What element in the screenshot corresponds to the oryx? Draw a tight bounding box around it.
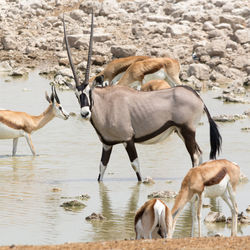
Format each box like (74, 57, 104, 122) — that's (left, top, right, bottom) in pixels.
(63, 12, 222, 182)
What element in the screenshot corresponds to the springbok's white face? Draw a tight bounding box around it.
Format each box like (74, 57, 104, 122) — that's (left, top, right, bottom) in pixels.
(75, 84, 92, 120)
(52, 102, 69, 120)
(46, 88, 69, 120)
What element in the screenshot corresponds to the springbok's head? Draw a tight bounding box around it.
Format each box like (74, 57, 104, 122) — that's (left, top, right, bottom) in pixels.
(63, 11, 94, 120)
(45, 85, 69, 120)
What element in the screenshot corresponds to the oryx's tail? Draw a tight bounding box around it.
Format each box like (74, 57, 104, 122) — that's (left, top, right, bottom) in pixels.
(204, 105, 222, 159)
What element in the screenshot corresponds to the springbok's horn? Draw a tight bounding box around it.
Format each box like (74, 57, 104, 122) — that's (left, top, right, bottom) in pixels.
(53, 85, 60, 104)
(62, 14, 80, 87)
(84, 9, 94, 86)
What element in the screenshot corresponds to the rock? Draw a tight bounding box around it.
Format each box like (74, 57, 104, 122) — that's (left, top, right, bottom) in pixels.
(246, 205, 250, 212)
(0, 61, 12, 72)
(69, 9, 85, 21)
(2, 35, 18, 50)
(51, 187, 61, 192)
(148, 190, 177, 199)
(227, 212, 250, 224)
(142, 176, 155, 185)
(206, 39, 226, 57)
(203, 21, 215, 31)
(233, 29, 250, 44)
(60, 200, 86, 211)
(241, 128, 250, 132)
(93, 33, 112, 43)
(85, 213, 106, 221)
(188, 64, 211, 81)
(166, 24, 191, 38)
(110, 45, 137, 58)
(9, 67, 29, 77)
(212, 114, 247, 122)
(204, 211, 226, 223)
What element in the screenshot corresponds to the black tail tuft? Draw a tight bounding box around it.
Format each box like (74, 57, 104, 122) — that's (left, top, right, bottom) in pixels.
(204, 106, 222, 159)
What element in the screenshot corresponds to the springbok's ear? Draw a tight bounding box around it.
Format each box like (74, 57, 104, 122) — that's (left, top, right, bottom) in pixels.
(92, 75, 104, 88)
(45, 91, 51, 103)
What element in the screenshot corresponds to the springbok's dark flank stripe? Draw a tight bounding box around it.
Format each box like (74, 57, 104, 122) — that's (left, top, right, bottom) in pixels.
(204, 167, 227, 186)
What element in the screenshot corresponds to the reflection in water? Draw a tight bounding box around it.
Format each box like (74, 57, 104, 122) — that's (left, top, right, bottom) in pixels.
(89, 183, 141, 241)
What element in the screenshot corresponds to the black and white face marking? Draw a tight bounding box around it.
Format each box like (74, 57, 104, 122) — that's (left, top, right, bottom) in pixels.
(75, 84, 92, 120)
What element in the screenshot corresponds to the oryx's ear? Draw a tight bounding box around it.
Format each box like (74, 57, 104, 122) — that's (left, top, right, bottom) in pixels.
(65, 81, 76, 91)
(45, 91, 52, 103)
(92, 75, 104, 88)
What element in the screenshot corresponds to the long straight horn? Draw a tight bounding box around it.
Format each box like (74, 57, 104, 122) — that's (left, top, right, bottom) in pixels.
(53, 85, 60, 104)
(62, 14, 80, 87)
(84, 9, 94, 86)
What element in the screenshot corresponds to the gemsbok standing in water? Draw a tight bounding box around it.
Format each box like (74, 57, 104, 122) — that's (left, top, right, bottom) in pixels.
(63, 12, 222, 182)
(0, 86, 69, 156)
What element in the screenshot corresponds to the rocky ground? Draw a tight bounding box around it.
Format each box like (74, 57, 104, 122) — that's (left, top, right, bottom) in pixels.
(1, 236, 250, 250)
(0, 0, 249, 89)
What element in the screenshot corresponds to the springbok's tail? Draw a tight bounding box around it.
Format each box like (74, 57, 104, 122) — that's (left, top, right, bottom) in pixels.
(204, 105, 222, 159)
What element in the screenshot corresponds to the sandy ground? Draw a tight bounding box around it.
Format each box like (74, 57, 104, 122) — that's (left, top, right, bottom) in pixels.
(1, 236, 250, 250)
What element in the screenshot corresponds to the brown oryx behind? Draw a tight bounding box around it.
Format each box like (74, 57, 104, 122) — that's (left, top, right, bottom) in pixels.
(63, 11, 222, 182)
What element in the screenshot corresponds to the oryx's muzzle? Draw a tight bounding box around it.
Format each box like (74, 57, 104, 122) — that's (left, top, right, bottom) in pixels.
(80, 106, 91, 120)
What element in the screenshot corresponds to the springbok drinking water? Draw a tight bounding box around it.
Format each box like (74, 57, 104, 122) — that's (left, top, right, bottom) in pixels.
(89, 55, 150, 86)
(171, 159, 240, 237)
(134, 198, 173, 239)
(0, 86, 69, 156)
(63, 12, 222, 182)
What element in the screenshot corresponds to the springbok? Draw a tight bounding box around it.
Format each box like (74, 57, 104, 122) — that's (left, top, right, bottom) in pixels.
(171, 159, 240, 237)
(134, 198, 173, 239)
(89, 55, 150, 87)
(141, 79, 171, 92)
(0, 86, 69, 156)
(63, 12, 222, 182)
(114, 56, 182, 89)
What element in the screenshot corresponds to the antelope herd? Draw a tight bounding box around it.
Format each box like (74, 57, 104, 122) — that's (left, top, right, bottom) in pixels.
(0, 11, 243, 240)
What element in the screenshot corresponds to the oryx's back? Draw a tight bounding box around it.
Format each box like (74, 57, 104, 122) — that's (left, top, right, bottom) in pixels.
(91, 86, 204, 143)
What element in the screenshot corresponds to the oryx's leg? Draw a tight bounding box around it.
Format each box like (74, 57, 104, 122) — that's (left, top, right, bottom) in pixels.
(24, 133, 36, 156)
(123, 140, 142, 182)
(12, 138, 18, 156)
(176, 126, 202, 167)
(98, 144, 113, 182)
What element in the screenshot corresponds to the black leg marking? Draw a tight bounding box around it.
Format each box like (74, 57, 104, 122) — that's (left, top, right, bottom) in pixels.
(124, 140, 142, 182)
(98, 144, 113, 182)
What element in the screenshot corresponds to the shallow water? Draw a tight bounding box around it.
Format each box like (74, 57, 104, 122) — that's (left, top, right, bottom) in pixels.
(0, 72, 249, 245)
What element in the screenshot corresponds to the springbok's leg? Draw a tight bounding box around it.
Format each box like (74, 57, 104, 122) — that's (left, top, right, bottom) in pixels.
(123, 140, 142, 182)
(176, 126, 202, 167)
(197, 193, 203, 237)
(12, 138, 18, 156)
(191, 195, 198, 237)
(24, 134, 36, 156)
(98, 144, 113, 182)
(227, 183, 238, 236)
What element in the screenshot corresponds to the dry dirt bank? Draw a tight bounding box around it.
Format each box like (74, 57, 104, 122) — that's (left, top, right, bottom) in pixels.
(1, 236, 250, 250)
